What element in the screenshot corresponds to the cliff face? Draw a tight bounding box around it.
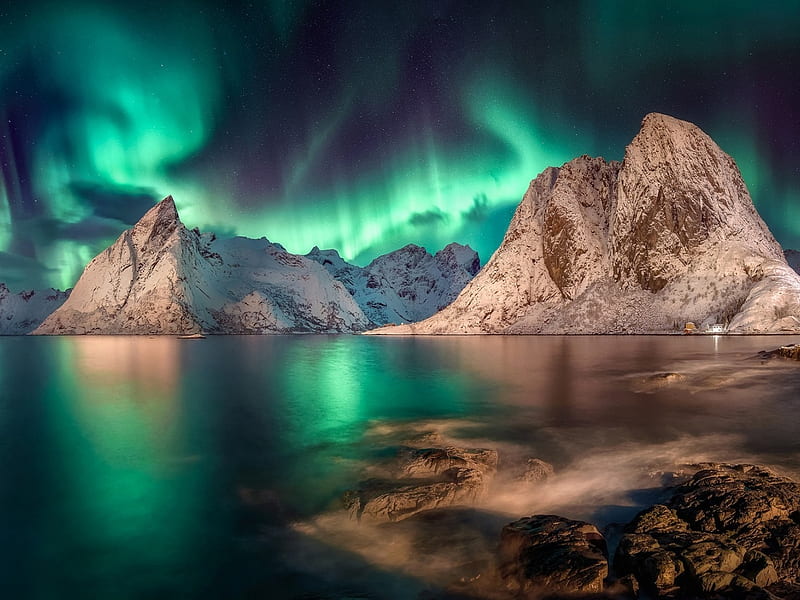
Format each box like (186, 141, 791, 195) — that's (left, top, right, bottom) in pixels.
(372, 113, 800, 334)
(611, 113, 782, 292)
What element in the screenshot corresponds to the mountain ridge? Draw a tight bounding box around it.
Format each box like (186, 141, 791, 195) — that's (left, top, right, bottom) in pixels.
(32, 197, 478, 335)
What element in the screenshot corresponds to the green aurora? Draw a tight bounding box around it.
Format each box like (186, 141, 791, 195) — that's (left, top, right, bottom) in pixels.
(1, 1, 799, 289)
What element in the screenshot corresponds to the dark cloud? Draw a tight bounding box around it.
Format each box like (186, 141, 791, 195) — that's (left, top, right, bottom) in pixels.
(462, 194, 489, 223)
(0, 250, 56, 290)
(408, 208, 448, 227)
(58, 216, 128, 242)
(68, 182, 159, 225)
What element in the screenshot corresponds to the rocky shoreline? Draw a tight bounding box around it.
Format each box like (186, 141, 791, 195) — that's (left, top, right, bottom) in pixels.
(338, 437, 800, 599)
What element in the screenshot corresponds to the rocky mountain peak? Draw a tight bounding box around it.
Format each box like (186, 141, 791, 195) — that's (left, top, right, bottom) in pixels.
(130, 195, 181, 249)
(612, 113, 782, 291)
(306, 246, 349, 272)
(435, 243, 480, 276)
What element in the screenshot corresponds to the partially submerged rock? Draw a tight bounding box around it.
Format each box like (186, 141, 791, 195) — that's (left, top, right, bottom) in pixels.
(758, 344, 800, 361)
(632, 372, 686, 393)
(517, 458, 555, 483)
(344, 445, 498, 523)
(498, 515, 608, 595)
(399, 446, 498, 479)
(615, 463, 800, 597)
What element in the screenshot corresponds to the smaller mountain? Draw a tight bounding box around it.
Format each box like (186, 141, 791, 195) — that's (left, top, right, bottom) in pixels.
(307, 243, 479, 325)
(0, 284, 69, 334)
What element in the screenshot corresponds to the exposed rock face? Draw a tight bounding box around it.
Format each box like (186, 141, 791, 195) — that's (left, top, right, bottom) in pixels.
(0, 283, 69, 334)
(35, 197, 369, 334)
(371, 113, 800, 334)
(615, 464, 800, 597)
(498, 515, 608, 595)
(343, 445, 497, 523)
(307, 242, 479, 326)
(612, 113, 780, 292)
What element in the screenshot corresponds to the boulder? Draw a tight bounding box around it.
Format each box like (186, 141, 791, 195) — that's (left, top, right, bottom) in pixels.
(616, 463, 800, 597)
(498, 515, 608, 595)
(344, 446, 497, 523)
(517, 458, 555, 483)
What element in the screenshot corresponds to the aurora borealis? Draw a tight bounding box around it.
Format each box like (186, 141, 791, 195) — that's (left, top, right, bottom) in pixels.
(1, 1, 799, 290)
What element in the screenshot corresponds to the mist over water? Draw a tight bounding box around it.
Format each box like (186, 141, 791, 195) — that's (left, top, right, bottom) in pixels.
(1, 335, 799, 598)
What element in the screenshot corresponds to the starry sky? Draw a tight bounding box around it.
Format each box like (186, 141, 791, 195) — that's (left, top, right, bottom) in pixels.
(1, 1, 799, 290)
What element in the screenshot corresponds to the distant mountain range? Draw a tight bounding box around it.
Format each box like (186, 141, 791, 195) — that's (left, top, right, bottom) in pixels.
(0, 284, 69, 335)
(24, 197, 478, 335)
(373, 113, 800, 334)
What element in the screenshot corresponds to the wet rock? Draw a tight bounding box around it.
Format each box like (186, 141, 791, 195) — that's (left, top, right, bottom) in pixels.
(344, 467, 487, 523)
(758, 344, 800, 361)
(399, 446, 498, 479)
(344, 445, 497, 523)
(615, 463, 800, 598)
(498, 515, 608, 595)
(517, 458, 555, 483)
(632, 372, 686, 393)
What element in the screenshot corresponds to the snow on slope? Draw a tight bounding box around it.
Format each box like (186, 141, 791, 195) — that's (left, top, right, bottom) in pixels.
(306, 242, 479, 325)
(371, 113, 800, 334)
(34, 197, 370, 334)
(0, 284, 69, 334)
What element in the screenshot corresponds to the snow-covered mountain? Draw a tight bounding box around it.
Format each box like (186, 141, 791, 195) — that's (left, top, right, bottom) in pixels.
(371, 113, 800, 334)
(33, 197, 478, 334)
(34, 197, 370, 334)
(306, 242, 479, 325)
(0, 284, 69, 334)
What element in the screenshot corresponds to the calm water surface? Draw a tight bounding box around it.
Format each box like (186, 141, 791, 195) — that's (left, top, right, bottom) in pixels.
(1, 335, 799, 598)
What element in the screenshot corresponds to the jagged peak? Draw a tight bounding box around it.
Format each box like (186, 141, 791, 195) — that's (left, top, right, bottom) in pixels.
(307, 246, 342, 259)
(435, 243, 480, 276)
(629, 112, 713, 155)
(396, 243, 427, 254)
(140, 195, 178, 223)
(130, 195, 182, 246)
(440, 242, 471, 252)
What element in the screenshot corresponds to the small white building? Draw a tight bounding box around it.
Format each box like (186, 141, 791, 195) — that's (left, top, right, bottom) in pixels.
(706, 323, 726, 334)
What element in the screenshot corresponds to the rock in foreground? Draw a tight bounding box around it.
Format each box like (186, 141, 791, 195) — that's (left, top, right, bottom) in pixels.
(498, 515, 608, 595)
(616, 463, 800, 597)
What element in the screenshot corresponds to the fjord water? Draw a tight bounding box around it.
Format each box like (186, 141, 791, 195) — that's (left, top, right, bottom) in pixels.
(1, 335, 799, 598)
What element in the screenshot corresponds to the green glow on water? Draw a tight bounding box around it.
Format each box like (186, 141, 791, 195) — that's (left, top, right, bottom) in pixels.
(37, 338, 199, 595)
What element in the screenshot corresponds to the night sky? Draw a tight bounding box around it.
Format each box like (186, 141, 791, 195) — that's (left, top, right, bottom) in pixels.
(1, 1, 799, 290)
